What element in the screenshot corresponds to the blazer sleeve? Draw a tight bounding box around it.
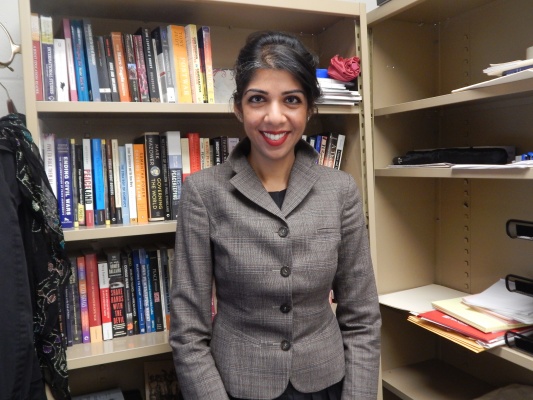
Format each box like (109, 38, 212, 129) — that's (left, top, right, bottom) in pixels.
(169, 176, 229, 399)
(333, 176, 381, 400)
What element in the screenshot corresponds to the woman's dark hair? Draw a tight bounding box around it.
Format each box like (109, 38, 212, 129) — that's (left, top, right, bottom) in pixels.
(232, 31, 321, 112)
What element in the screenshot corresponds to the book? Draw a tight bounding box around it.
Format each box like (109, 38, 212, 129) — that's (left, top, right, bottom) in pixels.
(81, 138, 94, 226)
(131, 248, 147, 334)
(111, 32, 131, 102)
(151, 26, 175, 103)
(219, 136, 229, 163)
(103, 35, 120, 102)
(70, 19, 90, 101)
(110, 139, 123, 224)
(67, 255, 82, 345)
(76, 254, 91, 343)
(184, 24, 204, 103)
(197, 26, 215, 103)
(123, 33, 140, 102)
(105, 248, 127, 338)
(146, 248, 165, 332)
(91, 138, 106, 225)
(227, 137, 239, 159)
(82, 19, 101, 101)
(211, 136, 222, 165)
(186, 132, 201, 175)
(142, 249, 155, 333)
(133, 34, 150, 102)
(74, 143, 86, 225)
(144, 360, 179, 399)
(55, 137, 74, 228)
(41, 133, 57, 197)
(97, 256, 113, 341)
(40, 15, 56, 101)
(94, 36, 113, 101)
(62, 18, 78, 101)
(116, 146, 130, 225)
(180, 137, 191, 181)
(31, 13, 44, 101)
(125, 250, 139, 335)
(135, 27, 160, 102)
(120, 250, 134, 335)
(334, 134, 345, 170)
(431, 297, 531, 333)
(134, 133, 165, 221)
(53, 39, 69, 101)
(69, 139, 80, 227)
(157, 244, 171, 329)
(101, 140, 111, 225)
(160, 131, 182, 220)
(167, 25, 191, 103)
(73, 388, 125, 400)
(125, 143, 138, 223)
(103, 139, 116, 224)
(158, 131, 172, 220)
(133, 143, 149, 223)
(84, 251, 103, 342)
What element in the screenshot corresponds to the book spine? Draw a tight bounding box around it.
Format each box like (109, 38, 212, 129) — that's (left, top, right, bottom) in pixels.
(82, 19, 101, 101)
(111, 139, 123, 224)
(156, 26, 175, 103)
(187, 132, 202, 174)
(211, 137, 221, 165)
(103, 35, 120, 102)
(334, 134, 345, 170)
(42, 133, 57, 197)
(323, 133, 338, 169)
(502, 64, 533, 76)
(142, 251, 155, 332)
(104, 139, 117, 224)
(180, 137, 191, 181)
(94, 36, 112, 101)
(82, 138, 94, 226)
(111, 32, 131, 102)
(84, 252, 103, 343)
(106, 250, 127, 338)
(133, 143, 149, 223)
(168, 25, 192, 103)
(147, 250, 165, 331)
(118, 146, 130, 224)
(197, 26, 215, 104)
(157, 246, 171, 329)
(62, 18, 78, 101)
(97, 258, 113, 340)
(74, 144, 85, 226)
(135, 133, 165, 221)
(161, 131, 182, 220)
(69, 140, 79, 228)
(184, 24, 204, 103)
(91, 138, 106, 225)
(133, 34, 150, 102)
(150, 27, 169, 102)
(101, 140, 110, 225)
(70, 19, 89, 101)
(63, 275, 73, 346)
(123, 33, 140, 102)
(125, 143, 138, 223)
(220, 136, 229, 163)
(131, 249, 147, 333)
(121, 251, 134, 336)
(40, 15, 56, 101)
(76, 255, 91, 343)
(319, 135, 327, 165)
(158, 132, 172, 220)
(53, 39, 69, 102)
(136, 27, 160, 102)
(55, 137, 74, 228)
(31, 14, 44, 101)
(68, 255, 82, 344)
(126, 250, 140, 334)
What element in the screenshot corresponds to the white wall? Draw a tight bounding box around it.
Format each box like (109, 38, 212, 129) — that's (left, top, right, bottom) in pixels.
(0, 0, 378, 118)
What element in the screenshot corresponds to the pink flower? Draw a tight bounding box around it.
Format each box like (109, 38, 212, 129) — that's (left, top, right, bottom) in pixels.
(327, 55, 360, 81)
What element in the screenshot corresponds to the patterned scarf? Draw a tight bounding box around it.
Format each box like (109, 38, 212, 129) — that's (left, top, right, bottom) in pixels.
(0, 113, 71, 398)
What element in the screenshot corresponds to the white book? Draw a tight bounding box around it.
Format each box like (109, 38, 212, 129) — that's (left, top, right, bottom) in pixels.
(125, 143, 138, 223)
(185, 24, 204, 103)
(181, 137, 191, 180)
(334, 134, 345, 170)
(54, 39, 69, 102)
(42, 133, 57, 197)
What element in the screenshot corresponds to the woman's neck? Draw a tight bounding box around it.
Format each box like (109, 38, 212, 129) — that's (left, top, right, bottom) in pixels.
(248, 153, 294, 192)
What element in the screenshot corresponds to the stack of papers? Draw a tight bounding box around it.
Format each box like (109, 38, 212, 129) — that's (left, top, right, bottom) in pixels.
(317, 77, 361, 105)
(483, 59, 533, 77)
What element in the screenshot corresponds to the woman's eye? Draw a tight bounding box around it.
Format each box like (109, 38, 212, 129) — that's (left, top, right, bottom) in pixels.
(285, 95, 302, 104)
(248, 95, 264, 103)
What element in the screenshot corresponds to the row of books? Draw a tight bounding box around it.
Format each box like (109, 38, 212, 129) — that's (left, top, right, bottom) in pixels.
(306, 132, 346, 169)
(316, 77, 361, 106)
(64, 245, 173, 345)
(42, 131, 241, 229)
(32, 14, 215, 103)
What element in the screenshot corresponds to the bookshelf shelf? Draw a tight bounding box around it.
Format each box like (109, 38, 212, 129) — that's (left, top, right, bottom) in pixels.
(63, 221, 177, 242)
(375, 168, 533, 180)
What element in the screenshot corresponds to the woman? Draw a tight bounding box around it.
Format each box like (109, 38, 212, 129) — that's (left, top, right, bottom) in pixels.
(170, 31, 381, 400)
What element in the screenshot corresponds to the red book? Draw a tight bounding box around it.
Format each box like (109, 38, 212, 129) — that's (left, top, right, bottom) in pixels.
(97, 256, 113, 340)
(187, 132, 201, 174)
(84, 251, 103, 342)
(31, 14, 43, 101)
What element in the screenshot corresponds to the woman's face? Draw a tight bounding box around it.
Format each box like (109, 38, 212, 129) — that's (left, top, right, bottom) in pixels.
(236, 68, 309, 169)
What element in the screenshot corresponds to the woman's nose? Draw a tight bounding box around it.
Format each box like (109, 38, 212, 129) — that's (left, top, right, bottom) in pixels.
(264, 102, 286, 124)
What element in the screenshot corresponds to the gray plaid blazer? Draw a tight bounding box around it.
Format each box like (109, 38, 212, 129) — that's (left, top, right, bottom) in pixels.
(170, 138, 381, 400)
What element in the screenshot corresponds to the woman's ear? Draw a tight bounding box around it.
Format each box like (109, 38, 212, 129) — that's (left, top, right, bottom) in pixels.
(234, 104, 243, 123)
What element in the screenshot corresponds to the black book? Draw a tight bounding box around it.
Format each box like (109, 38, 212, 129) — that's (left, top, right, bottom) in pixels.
(135, 27, 161, 102)
(122, 33, 140, 102)
(120, 250, 134, 336)
(158, 132, 172, 220)
(103, 35, 120, 102)
(146, 248, 165, 332)
(106, 248, 127, 338)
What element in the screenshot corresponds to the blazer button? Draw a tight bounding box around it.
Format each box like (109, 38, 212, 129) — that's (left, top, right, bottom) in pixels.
(280, 340, 291, 351)
(280, 266, 291, 277)
(278, 226, 289, 237)
(280, 303, 292, 313)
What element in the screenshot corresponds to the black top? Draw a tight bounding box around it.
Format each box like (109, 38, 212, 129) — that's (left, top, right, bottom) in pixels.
(269, 189, 287, 209)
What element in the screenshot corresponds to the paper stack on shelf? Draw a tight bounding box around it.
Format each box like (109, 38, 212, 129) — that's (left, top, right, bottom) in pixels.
(483, 59, 533, 77)
(317, 77, 361, 105)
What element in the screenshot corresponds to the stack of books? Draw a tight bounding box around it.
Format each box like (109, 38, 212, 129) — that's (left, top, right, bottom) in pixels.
(316, 77, 361, 105)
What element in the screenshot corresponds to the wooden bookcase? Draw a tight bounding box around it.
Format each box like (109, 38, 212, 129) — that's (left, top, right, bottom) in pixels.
(17, 0, 371, 395)
(368, 0, 533, 399)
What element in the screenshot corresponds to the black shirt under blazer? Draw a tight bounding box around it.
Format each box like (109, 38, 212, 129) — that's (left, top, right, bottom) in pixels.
(170, 138, 381, 400)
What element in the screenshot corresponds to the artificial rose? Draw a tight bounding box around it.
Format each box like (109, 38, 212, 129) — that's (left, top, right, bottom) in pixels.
(327, 55, 360, 82)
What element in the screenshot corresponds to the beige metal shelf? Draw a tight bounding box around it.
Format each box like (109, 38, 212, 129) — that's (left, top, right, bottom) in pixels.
(63, 221, 177, 242)
(375, 167, 533, 180)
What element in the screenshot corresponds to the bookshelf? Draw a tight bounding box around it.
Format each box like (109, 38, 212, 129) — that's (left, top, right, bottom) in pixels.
(368, 0, 533, 399)
(18, 0, 371, 395)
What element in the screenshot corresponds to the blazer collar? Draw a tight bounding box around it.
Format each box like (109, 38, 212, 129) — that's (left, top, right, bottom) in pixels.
(228, 138, 320, 218)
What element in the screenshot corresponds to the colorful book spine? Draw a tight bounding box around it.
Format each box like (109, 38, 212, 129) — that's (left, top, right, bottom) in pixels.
(84, 252, 103, 343)
(134, 133, 165, 221)
(74, 143, 85, 226)
(184, 24, 204, 104)
(111, 32, 131, 102)
(70, 19, 90, 101)
(81, 19, 100, 101)
(147, 249, 165, 331)
(120, 251, 134, 336)
(69, 139, 79, 228)
(111, 139, 123, 224)
(133, 34, 150, 102)
(131, 248, 146, 334)
(94, 36, 113, 101)
(158, 132, 172, 220)
(197, 26, 215, 104)
(31, 13, 44, 101)
(161, 131, 182, 220)
(67, 255, 82, 344)
(133, 143, 149, 223)
(82, 138, 94, 226)
(180, 137, 191, 181)
(136, 27, 160, 102)
(142, 250, 155, 333)
(157, 245, 171, 329)
(62, 18, 78, 101)
(126, 250, 139, 335)
(103, 35, 120, 102)
(53, 39, 69, 102)
(55, 137, 74, 228)
(97, 257, 113, 341)
(106, 249, 127, 338)
(101, 140, 111, 225)
(104, 139, 117, 224)
(168, 24, 192, 103)
(40, 15, 56, 101)
(125, 143, 138, 223)
(152, 26, 175, 103)
(76, 254, 91, 343)
(42, 132, 57, 198)
(90, 138, 106, 225)
(123, 33, 140, 102)
(118, 146, 130, 224)
(186, 132, 202, 174)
